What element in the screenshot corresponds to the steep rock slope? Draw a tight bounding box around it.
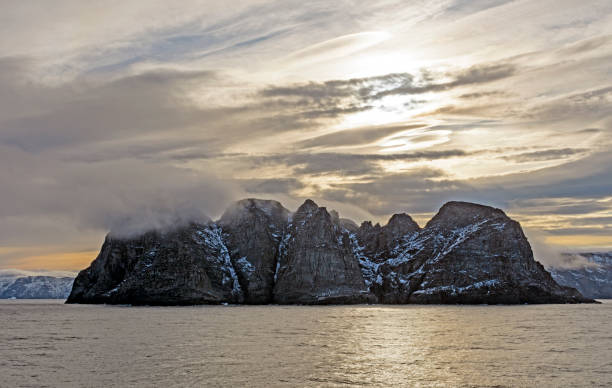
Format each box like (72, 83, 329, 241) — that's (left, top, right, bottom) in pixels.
(356, 213, 420, 261)
(67, 199, 593, 305)
(218, 199, 289, 303)
(273, 200, 375, 304)
(352, 202, 591, 304)
(67, 222, 243, 305)
(549, 253, 612, 299)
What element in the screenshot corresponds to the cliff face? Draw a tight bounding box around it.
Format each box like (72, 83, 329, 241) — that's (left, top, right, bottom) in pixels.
(273, 200, 374, 304)
(218, 199, 289, 304)
(356, 213, 420, 261)
(351, 202, 590, 304)
(67, 223, 243, 305)
(67, 199, 594, 305)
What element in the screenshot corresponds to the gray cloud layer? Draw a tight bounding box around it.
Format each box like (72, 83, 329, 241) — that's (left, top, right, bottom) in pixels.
(1, 0, 612, 268)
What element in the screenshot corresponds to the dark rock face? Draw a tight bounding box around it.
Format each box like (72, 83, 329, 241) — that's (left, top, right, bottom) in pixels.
(67, 222, 243, 305)
(218, 199, 289, 304)
(356, 213, 420, 261)
(273, 200, 374, 304)
(352, 202, 591, 304)
(68, 199, 594, 305)
(549, 252, 612, 299)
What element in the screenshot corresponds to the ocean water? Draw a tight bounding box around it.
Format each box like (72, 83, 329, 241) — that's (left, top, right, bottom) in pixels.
(1, 300, 611, 387)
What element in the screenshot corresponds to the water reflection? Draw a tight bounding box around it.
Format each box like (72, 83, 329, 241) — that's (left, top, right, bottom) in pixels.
(1, 300, 611, 387)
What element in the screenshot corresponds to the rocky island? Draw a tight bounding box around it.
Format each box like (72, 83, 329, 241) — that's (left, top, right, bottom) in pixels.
(67, 199, 594, 305)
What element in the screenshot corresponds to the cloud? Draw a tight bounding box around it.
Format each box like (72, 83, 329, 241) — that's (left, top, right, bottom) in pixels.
(282, 31, 391, 66)
(260, 72, 413, 108)
(443, 0, 514, 16)
(301, 151, 612, 236)
(0, 268, 77, 278)
(508, 198, 611, 216)
(250, 150, 472, 177)
(374, 63, 517, 98)
(315, 167, 462, 215)
(544, 227, 612, 236)
(260, 62, 518, 106)
(296, 123, 427, 149)
(2, 0, 612, 270)
(557, 34, 612, 55)
(0, 144, 240, 243)
(501, 148, 588, 163)
(243, 178, 305, 194)
(524, 85, 612, 122)
(524, 228, 593, 269)
(458, 90, 509, 99)
(0, 63, 221, 152)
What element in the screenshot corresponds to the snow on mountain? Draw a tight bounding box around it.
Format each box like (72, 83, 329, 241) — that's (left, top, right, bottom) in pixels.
(67, 199, 593, 305)
(0, 269, 75, 299)
(0, 269, 74, 299)
(549, 252, 612, 299)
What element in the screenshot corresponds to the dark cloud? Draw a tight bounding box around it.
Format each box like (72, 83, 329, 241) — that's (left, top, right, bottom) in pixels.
(526, 85, 612, 122)
(458, 90, 508, 99)
(0, 144, 240, 240)
(297, 123, 427, 149)
(544, 227, 612, 236)
(574, 128, 601, 134)
(0, 0, 611, 270)
(420, 103, 509, 117)
(1, 50, 610, 263)
(469, 152, 612, 202)
(0, 64, 222, 151)
(0, 58, 383, 157)
(258, 73, 412, 123)
(260, 72, 412, 100)
(374, 63, 517, 99)
(315, 168, 463, 215)
(501, 148, 588, 163)
(508, 198, 611, 216)
(260, 63, 518, 108)
(299, 105, 372, 119)
(571, 216, 612, 226)
(302, 151, 612, 234)
(243, 178, 305, 194)
(251, 150, 472, 177)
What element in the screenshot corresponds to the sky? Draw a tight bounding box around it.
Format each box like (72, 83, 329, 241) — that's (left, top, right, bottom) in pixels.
(1, 0, 611, 271)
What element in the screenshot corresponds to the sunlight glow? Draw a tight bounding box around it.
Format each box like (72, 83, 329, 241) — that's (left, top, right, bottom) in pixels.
(378, 128, 451, 152)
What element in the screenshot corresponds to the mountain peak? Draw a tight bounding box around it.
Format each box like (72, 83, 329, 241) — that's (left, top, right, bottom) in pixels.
(220, 198, 289, 224)
(67, 197, 594, 305)
(296, 199, 319, 214)
(386, 213, 420, 232)
(426, 201, 507, 229)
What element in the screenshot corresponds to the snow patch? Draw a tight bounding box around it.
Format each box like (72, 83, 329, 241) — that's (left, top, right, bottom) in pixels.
(193, 225, 242, 297)
(235, 256, 255, 277)
(413, 279, 501, 295)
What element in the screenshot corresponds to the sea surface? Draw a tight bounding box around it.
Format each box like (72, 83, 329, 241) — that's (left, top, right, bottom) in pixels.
(1, 300, 611, 387)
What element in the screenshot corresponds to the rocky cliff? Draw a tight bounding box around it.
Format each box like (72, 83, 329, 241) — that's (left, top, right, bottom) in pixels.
(67, 199, 594, 305)
(351, 202, 589, 304)
(68, 222, 243, 305)
(272, 200, 374, 304)
(218, 199, 289, 304)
